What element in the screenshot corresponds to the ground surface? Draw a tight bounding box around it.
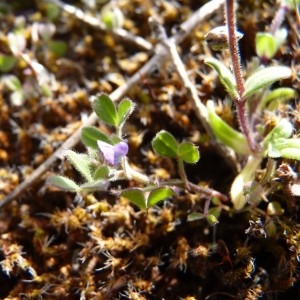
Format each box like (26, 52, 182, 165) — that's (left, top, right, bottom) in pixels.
(0, 0, 299, 299)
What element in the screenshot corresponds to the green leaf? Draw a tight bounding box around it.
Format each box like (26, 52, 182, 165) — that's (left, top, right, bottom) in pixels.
(178, 142, 200, 164)
(207, 101, 250, 154)
(80, 180, 108, 192)
(187, 212, 205, 222)
(93, 166, 110, 180)
(81, 126, 111, 149)
(205, 214, 219, 226)
(255, 32, 277, 59)
(0, 55, 17, 72)
(152, 130, 178, 158)
(263, 119, 293, 149)
(268, 138, 300, 160)
(204, 57, 239, 100)
(47, 40, 68, 57)
(48, 175, 80, 192)
(280, 147, 300, 160)
(243, 66, 292, 99)
(65, 150, 93, 182)
(100, 2, 124, 29)
(44, 3, 60, 21)
(147, 187, 175, 208)
(260, 87, 296, 110)
(93, 93, 118, 126)
(267, 201, 284, 216)
(2, 75, 22, 91)
(117, 98, 134, 126)
(208, 207, 222, 220)
(121, 188, 146, 210)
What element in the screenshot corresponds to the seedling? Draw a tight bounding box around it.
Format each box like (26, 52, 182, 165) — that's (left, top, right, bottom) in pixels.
(49, 94, 189, 210)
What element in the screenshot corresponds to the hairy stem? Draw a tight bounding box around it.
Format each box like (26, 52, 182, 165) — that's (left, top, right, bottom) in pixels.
(225, 0, 244, 97)
(236, 101, 256, 152)
(225, 0, 257, 152)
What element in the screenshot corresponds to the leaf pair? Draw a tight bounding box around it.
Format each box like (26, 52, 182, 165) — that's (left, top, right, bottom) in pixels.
(93, 93, 134, 128)
(121, 187, 176, 210)
(151, 130, 200, 164)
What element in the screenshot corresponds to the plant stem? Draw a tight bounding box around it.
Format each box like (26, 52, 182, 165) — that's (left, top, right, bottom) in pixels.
(235, 101, 256, 152)
(225, 0, 257, 152)
(177, 158, 190, 190)
(225, 0, 244, 97)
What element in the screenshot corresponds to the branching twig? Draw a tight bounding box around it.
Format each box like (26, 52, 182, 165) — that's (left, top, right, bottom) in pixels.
(0, 0, 225, 209)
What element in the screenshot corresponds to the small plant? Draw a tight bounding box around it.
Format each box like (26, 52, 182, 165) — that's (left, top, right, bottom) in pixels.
(204, 0, 299, 210)
(255, 2, 289, 62)
(49, 93, 221, 212)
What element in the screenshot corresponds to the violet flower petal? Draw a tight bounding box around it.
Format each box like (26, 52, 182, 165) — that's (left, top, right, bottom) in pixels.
(97, 140, 128, 165)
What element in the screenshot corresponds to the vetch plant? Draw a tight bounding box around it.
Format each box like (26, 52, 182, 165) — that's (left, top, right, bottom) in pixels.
(50, 93, 136, 193)
(47, 95, 170, 209)
(151, 130, 200, 187)
(49, 93, 226, 216)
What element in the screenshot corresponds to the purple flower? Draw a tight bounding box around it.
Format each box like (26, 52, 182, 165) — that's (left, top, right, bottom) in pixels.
(97, 140, 128, 165)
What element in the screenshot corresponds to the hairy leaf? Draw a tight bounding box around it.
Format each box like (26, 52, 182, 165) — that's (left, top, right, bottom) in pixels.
(243, 66, 292, 99)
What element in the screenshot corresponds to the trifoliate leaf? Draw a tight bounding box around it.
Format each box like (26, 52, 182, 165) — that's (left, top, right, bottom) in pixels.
(147, 187, 176, 208)
(93, 93, 118, 126)
(178, 142, 200, 164)
(117, 98, 134, 126)
(121, 188, 146, 210)
(152, 130, 178, 158)
(81, 126, 111, 149)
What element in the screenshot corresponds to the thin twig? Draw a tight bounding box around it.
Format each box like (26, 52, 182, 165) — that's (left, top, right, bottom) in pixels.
(0, 0, 225, 209)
